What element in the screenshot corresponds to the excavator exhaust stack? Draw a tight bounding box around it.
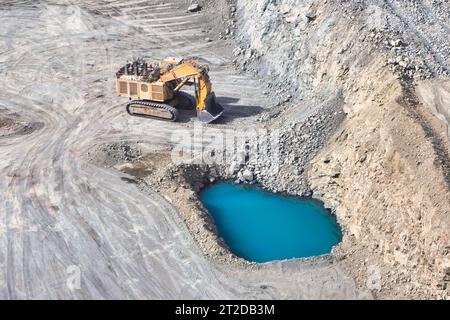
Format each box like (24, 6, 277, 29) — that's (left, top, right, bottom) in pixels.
(198, 92, 224, 123)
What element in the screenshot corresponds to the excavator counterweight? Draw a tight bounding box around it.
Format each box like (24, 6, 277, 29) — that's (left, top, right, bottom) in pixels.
(115, 58, 224, 123)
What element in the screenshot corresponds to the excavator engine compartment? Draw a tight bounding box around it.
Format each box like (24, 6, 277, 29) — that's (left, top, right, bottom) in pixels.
(115, 57, 224, 123)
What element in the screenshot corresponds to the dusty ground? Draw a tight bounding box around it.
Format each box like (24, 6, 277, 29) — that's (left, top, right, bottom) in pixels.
(1, 0, 448, 300)
(0, 0, 367, 299)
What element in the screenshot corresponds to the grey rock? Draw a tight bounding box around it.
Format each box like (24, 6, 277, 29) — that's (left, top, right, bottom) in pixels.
(188, 4, 201, 12)
(228, 161, 242, 175)
(232, 47, 242, 56)
(242, 169, 254, 182)
(305, 11, 316, 21)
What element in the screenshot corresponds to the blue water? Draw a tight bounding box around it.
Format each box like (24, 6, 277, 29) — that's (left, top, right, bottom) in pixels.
(200, 182, 342, 263)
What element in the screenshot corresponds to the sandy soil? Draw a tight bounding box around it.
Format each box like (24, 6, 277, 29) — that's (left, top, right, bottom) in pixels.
(417, 80, 450, 139)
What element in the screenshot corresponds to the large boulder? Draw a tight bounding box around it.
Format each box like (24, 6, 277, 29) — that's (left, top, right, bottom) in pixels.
(242, 169, 254, 182)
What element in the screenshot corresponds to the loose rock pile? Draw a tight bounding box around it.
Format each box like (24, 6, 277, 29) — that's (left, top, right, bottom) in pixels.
(102, 142, 142, 162)
(225, 99, 345, 197)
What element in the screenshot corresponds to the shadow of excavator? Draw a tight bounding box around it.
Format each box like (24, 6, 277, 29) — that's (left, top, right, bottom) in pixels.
(175, 95, 265, 124)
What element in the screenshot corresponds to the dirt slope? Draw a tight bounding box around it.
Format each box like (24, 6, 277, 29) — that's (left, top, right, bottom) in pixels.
(234, 0, 450, 299)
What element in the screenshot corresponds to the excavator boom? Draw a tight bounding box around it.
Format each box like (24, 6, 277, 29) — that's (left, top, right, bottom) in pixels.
(159, 60, 223, 122)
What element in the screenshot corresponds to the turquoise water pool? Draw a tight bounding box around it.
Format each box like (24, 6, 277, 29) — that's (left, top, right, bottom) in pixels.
(200, 182, 342, 263)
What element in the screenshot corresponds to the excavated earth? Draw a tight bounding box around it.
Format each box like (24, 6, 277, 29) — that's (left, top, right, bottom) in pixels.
(0, 0, 448, 300)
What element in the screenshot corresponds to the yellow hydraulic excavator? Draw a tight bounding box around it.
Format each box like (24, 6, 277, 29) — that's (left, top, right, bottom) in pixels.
(115, 57, 223, 123)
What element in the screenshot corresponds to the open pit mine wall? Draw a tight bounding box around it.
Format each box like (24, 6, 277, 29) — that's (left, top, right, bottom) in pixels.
(236, 0, 450, 299)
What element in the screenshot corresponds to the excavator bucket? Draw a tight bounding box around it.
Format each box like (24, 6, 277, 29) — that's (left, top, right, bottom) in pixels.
(198, 92, 224, 123)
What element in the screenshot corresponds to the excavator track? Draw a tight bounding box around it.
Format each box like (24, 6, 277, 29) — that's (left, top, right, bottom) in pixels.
(126, 100, 179, 122)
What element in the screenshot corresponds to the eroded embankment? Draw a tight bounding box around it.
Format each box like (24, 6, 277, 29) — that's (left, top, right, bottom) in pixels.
(114, 154, 268, 267)
(111, 154, 343, 270)
(232, 0, 450, 299)
(310, 81, 450, 299)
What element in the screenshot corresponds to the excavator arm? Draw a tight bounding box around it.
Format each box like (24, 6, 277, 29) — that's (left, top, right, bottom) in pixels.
(159, 60, 224, 123)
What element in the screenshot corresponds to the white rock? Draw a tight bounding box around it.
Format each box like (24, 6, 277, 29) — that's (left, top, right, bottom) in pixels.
(228, 161, 242, 175)
(188, 4, 201, 12)
(244, 49, 254, 59)
(232, 47, 242, 56)
(398, 60, 409, 68)
(242, 169, 254, 182)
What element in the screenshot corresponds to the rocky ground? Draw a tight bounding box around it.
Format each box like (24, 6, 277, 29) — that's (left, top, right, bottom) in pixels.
(1, 0, 448, 300)
(227, 0, 450, 299)
(0, 109, 43, 138)
(0, 0, 366, 299)
(91, 0, 450, 299)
